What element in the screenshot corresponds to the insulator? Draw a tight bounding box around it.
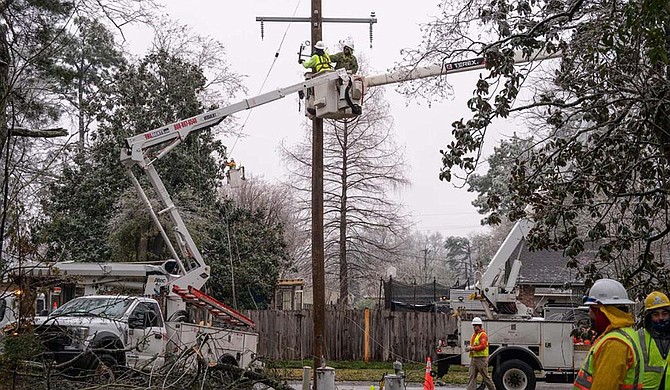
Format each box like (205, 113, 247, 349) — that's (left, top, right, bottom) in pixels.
(369, 22, 373, 48)
(260, 20, 264, 40)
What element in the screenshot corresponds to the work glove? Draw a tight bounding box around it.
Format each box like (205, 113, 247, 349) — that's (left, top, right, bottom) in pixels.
(465, 346, 472, 352)
(298, 58, 304, 64)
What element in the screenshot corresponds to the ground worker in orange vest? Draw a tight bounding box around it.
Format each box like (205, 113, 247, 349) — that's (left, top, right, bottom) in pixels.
(638, 291, 670, 389)
(465, 317, 495, 390)
(573, 278, 644, 390)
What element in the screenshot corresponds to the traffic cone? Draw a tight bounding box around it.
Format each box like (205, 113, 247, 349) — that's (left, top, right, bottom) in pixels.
(424, 356, 435, 390)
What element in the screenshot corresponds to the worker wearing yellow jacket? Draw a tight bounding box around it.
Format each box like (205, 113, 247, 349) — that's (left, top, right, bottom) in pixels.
(299, 41, 332, 73)
(573, 278, 644, 390)
(639, 291, 670, 389)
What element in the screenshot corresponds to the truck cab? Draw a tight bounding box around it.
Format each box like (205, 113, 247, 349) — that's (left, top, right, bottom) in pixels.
(35, 295, 165, 372)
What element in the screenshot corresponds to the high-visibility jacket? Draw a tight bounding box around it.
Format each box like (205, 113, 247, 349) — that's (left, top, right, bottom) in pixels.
(469, 330, 489, 358)
(302, 53, 332, 73)
(573, 327, 644, 390)
(638, 328, 670, 389)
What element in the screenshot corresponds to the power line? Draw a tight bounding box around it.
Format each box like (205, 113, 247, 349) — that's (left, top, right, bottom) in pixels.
(228, 0, 303, 156)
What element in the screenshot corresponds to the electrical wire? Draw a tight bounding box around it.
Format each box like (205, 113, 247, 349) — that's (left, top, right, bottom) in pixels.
(228, 0, 302, 156)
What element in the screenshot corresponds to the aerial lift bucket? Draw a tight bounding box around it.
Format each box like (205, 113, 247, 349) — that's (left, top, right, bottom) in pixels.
(227, 167, 245, 188)
(304, 72, 363, 120)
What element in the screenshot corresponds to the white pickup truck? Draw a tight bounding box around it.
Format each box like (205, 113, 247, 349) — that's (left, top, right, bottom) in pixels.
(34, 295, 258, 376)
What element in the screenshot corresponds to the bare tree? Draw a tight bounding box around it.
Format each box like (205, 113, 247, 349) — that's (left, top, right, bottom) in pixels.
(282, 86, 410, 305)
(392, 230, 460, 286)
(220, 176, 310, 279)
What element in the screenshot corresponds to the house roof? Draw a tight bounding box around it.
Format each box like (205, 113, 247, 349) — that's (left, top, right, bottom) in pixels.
(511, 240, 586, 287)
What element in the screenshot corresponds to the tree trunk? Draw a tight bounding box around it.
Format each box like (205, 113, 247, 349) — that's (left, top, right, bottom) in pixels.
(0, 12, 10, 155)
(77, 55, 86, 151)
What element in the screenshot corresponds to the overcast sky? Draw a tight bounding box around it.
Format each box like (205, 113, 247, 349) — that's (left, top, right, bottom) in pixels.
(124, 1, 520, 238)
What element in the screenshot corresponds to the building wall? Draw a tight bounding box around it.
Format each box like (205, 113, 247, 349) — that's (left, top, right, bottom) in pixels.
(518, 285, 536, 312)
(518, 284, 585, 316)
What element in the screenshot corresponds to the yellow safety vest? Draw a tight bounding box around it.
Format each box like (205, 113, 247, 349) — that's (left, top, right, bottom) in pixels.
(470, 331, 489, 358)
(638, 328, 670, 389)
(304, 53, 332, 73)
(573, 327, 644, 390)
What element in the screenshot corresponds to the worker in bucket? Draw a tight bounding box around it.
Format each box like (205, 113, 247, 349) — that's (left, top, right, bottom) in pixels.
(638, 291, 670, 389)
(465, 317, 495, 390)
(299, 41, 332, 73)
(330, 39, 358, 74)
(573, 278, 644, 390)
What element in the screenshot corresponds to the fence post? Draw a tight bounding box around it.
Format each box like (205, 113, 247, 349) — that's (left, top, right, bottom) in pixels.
(364, 307, 370, 362)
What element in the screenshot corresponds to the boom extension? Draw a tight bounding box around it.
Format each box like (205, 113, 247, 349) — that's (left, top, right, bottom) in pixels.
(364, 49, 562, 88)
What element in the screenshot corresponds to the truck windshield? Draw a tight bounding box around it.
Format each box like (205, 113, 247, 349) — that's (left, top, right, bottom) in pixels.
(51, 297, 133, 319)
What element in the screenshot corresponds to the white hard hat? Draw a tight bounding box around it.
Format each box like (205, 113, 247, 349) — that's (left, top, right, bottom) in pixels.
(314, 41, 325, 50)
(344, 39, 354, 50)
(472, 317, 483, 325)
(584, 278, 635, 306)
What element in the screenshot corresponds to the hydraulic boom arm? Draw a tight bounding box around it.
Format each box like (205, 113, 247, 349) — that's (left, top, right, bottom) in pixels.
(475, 218, 535, 317)
(120, 69, 351, 292)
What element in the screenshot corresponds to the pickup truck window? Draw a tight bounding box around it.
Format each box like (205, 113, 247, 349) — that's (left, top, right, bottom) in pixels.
(50, 296, 133, 319)
(129, 302, 163, 328)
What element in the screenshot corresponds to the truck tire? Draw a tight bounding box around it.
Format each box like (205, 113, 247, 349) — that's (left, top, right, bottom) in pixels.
(493, 359, 536, 390)
(218, 354, 239, 367)
(91, 353, 118, 383)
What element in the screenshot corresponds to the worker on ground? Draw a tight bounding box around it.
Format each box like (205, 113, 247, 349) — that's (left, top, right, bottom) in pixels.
(299, 41, 332, 73)
(330, 39, 359, 74)
(465, 317, 495, 390)
(639, 291, 670, 389)
(573, 278, 644, 390)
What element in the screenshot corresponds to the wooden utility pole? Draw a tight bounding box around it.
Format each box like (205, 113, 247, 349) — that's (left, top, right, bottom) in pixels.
(310, 0, 326, 384)
(255, 8, 377, 390)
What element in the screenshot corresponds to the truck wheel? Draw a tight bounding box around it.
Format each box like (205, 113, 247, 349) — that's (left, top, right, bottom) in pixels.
(493, 359, 536, 390)
(92, 353, 117, 383)
(218, 354, 238, 367)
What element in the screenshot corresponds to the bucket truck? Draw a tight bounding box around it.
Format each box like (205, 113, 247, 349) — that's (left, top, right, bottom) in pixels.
(434, 216, 589, 389)
(10, 47, 562, 380)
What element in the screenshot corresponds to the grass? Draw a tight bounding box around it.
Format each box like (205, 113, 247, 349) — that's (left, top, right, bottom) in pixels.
(263, 360, 470, 384)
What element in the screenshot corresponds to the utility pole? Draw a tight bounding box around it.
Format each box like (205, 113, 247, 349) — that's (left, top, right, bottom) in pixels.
(310, 2, 326, 384)
(422, 248, 429, 284)
(255, 8, 377, 390)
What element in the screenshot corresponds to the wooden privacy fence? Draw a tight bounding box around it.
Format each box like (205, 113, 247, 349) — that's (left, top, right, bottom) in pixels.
(245, 308, 457, 362)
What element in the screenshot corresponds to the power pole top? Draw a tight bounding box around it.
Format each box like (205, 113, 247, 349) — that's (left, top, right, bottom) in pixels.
(256, 12, 378, 47)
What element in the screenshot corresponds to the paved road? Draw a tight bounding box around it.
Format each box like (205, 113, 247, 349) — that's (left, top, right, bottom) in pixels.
(288, 382, 573, 389)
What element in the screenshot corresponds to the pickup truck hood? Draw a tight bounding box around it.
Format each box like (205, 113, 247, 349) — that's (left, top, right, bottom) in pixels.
(35, 315, 125, 328)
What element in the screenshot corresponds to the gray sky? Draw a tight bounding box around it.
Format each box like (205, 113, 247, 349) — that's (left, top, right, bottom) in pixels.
(124, 1, 514, 238)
